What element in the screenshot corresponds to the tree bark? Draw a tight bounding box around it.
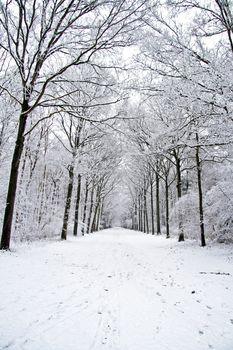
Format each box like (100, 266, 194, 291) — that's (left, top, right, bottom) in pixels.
(91, 206, 98, 233)
(165, 176, 170, 238)
(81, 179, 89, 235)
(96, 201, 103, 231)
(1, 102, 28, 250)
(195, 133, 206, 247)
(138, 194, 142, 231)
(134, 202, 138, 230)
(142, 178, 149, 234)
(143, 185, 146, 233)
(61, 165, 74, 240)
(87, 182, 94, 233)
(0, 121, 5, 160)
(91, 185, 101, 233)
(150, 172, 155, 235)
(156, 169, 161, 235)
(73, 174, 81, 236)
(141, 191, 144, 232)
(174, 151, 184, 242)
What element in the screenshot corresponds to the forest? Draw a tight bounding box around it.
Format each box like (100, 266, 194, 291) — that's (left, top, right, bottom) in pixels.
(1, 2, 233, 350)
(0, 0, 233, 248)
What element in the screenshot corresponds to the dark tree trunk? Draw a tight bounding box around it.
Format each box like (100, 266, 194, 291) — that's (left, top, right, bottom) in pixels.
(143, 187, 146, 233)
(156, 170, 161, 235)
(142, 195, 146, 233)
(73, 174, 81, 236)
(143, 179, 149, 234)
(145, 205, 149, 234)
(138, 194, 142, 231)
(1, 102, 28, 250)
(0, 121, 5, 158)
(174, 151, 184, 242)
(134, 202, 138, 230)
(91, 205, 98, 233)
(131, 213, 134, 230)
(150, 173, 155, 235)
(195, 133, 206, 247)
(91, 206, 98, 233)
(81, 179, 89, 235)
(91, 185, 101, 233)
(15, 144, 29, 229)
(165, 176, 170, 238)
(141, 191, 144, 232)
(87, 182, 94, 233)
(61, 165, 74, 240)
(96, 201, 103, 231)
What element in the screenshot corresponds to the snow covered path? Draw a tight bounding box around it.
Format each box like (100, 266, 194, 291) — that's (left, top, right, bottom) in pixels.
(0, 228, 233, 350)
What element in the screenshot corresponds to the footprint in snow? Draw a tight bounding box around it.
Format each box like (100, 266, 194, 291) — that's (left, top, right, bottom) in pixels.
(174, 302, 181, 306)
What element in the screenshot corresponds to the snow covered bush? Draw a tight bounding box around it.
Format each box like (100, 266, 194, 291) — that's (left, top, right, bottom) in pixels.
(170, 191, 199, 240)
(205, 180, 233, 244)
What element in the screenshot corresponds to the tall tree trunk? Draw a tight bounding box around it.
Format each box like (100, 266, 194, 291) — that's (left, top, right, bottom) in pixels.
(1, 102, 28, 250)
(87, 182, 95, 234)
(165, 176, 170, 239)
(91, 205, 98, 233)
(143, 185, 146, 233)
(145, 204, 149, 234)
(143, 180, 149, 234)
(156, 169, 161, 235)
(81, 179, 89, 235)
(150, 172, 155, 235)
(91, 185, 101, 233)
(174, 151, 184, 242)
(143, 205, 146, 232)
(61, 165, 74, 240)
(0, 121, 5, 160)
(73, 174, 81, 236)
(138, 194, 142, 231)
(140, 191, 144, 231)
(134, 201, 138, 230)
(96, 201, 103, 231)
(195, 133, 206, 247)
(15, 144, 29, 230)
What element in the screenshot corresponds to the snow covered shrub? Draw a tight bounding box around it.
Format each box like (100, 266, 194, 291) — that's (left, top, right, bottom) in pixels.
(205, 181, 233, 243)
(170, 191, 199, 240)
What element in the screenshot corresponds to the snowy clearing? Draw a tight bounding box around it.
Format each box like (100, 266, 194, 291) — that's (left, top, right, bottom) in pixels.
(0, 228, 233, 350)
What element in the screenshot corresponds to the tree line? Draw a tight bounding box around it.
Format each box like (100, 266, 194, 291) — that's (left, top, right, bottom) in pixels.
(0, 0, 233, 249)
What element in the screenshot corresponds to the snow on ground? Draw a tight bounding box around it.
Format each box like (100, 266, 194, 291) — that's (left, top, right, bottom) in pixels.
(0, 228, 233, 350)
